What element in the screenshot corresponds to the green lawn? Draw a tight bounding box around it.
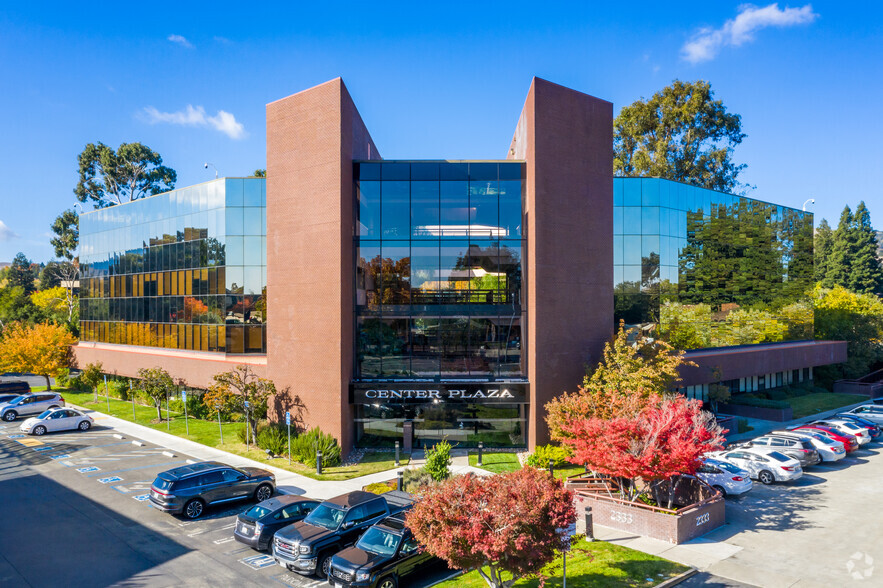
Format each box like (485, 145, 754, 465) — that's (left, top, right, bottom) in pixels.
(60, 389, 409, 480)
(789, 393, 868, 419)
(434, 538, 689, 588)
(469, 451, 586, 481)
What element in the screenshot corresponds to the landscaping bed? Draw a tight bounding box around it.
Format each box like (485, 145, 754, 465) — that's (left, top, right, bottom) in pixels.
(433, 538, 689, 588)
(468, 451, 586, 480)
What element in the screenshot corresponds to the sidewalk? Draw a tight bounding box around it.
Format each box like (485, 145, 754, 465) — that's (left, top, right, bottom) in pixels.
(70, 403, 491, 499)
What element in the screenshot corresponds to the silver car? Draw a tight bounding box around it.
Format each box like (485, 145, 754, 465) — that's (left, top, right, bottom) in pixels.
(20, 408, 93, 435)
(713, 448, 803, 485)
(0, 392, 65, 421)
(844, 405, 883, 426)
(696, 458, 753, 497)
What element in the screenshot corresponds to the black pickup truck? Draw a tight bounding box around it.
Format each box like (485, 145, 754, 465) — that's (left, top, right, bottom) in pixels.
(327, 513, 438, 588)
(272, 490, 414, 578)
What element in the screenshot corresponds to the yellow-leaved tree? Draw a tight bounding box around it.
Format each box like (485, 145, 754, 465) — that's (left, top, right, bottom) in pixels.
(0, 322, 77, 389)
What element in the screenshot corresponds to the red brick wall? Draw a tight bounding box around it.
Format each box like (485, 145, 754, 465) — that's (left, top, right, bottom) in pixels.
(509, 78, 614, 447)
(265, 78, 379, 452)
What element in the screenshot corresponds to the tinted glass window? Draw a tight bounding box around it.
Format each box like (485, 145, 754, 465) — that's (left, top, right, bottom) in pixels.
(278, 504, 301, 519)
(245, 504, 272, 519)
(174, 477, 197, 490)
(153, 477, 173, 491)
(768, 451, 790, 462)
(37, 410, 53, 419)
(199, 471, 224, 485)
(364, 499, 387, 521)
(221, 469, 244, 482)
(356, 527, 401, 557)
(304, 504, 345, 530)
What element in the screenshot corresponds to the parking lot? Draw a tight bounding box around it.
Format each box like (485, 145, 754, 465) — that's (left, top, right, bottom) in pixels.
(0, 415, 450, 588)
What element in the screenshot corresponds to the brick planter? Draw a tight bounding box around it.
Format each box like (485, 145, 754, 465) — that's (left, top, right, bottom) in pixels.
(568, 477, 725, 544)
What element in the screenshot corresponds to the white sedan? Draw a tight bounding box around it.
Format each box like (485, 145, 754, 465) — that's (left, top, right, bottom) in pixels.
(20, 408, 93, 435)
(713, 448, 803, 485)
(696, 458, 753, 497)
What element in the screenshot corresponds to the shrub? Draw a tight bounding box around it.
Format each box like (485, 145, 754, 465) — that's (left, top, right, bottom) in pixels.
(364, 482, 394, 495)
(257, 424, 289, 456)
(291, 427, 342, 467)
(55, 368, 73, 388)
(727, 395, 790, 409)
(403, 468, 436, 493)
(525, 444, 571, 469)
(424, 440, 453, 481)
(108, 380, 130, 400)
(236, 423, 255, 444)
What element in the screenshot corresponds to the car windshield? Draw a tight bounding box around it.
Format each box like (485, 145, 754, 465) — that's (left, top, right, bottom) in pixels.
(37, 410, 53, 419)
(840, 422, 861, 430)
(356, 527, 402, 556)
(767, 451, 790, 462)
(304, 504, 345, 530)
(8, 396, 25, 405)
(716, 462, 742, 474)
(244, 504, 272, 519)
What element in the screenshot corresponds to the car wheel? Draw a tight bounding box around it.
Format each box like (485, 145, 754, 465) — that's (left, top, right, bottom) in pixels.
(78, 420, 91, 431)
(184, 499, 205, 519)
(33, 425, 46, 436)
(254, 483, 273, 502)
(378, 576, 398, 588)
(319, 552, 333, 579)
(758, 470, 775, 485)
(3, 411, 17, 421)
(712, 485, 727, 497)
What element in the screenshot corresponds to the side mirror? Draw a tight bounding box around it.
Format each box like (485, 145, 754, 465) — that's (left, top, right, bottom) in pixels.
(342, 521, 354, 530)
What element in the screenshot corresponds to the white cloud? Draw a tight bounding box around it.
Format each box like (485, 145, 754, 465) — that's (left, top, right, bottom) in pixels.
(167, 34, 193, 48)
(682, 3, 818, 63)
(0, 220, 19, 242)
(141, 105, 246, 140)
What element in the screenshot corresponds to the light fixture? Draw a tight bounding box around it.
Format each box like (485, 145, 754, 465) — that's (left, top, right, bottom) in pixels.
(204, 162, 219, 179)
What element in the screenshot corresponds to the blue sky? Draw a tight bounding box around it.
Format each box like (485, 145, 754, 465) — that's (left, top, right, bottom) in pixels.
(1, 1, 881, 262)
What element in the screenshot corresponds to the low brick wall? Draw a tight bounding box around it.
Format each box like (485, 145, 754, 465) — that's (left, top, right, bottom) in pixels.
(834, 380, 883, 399)
(568, 476, 725, 544)
(719, 402, 793, 421)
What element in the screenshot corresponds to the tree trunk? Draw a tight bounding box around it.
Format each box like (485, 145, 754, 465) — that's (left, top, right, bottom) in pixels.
(156, 403, 162, 421)
(44, 374, 52, 390)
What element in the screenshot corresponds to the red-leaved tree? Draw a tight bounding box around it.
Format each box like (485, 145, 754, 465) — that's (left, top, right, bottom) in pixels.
(405, 468, 576, 588)
(563, 395, 725, 507)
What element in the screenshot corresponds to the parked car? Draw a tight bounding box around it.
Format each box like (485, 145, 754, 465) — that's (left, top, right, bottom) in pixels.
(747, 434, 821, 467)
(843, 405, 883, 426)
(812, 419, 872, 445)
(833, 413, 882, 438)
(0, 392, 65, 421)
(149, 461, 275, 519)
(695, 458, 753, 497)
(772, 430, 846, 462)
(794, 425, 859, 452)
(713, 448, 803, 485)
(19, 407, 93, 435)
(328, 513, 438, 588)
(234, 496, 320, 551)
(0, 380, 30, 396)
(273, 490, 415, 579)
(0, 394, 22, 405)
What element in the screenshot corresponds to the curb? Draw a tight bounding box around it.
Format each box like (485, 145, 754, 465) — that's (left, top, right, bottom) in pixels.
(655, 567, 698, 588)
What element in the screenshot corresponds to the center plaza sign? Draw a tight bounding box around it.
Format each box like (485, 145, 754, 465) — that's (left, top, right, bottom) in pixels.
(350, 382, 528, 404)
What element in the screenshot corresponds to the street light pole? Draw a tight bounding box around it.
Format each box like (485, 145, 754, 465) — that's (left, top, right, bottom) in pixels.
(802, 198, 815, 212)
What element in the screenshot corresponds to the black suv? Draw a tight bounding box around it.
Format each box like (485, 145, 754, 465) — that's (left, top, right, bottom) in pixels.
(329, 514, 437, 588)
(150, 461, 275, 519)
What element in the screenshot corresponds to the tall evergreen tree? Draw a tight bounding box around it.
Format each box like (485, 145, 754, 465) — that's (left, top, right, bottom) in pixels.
(7, 252, 37, 294)
(814, 219, 833, 286)
(827, 206, 854, 289)
(848, 202, 883, 295)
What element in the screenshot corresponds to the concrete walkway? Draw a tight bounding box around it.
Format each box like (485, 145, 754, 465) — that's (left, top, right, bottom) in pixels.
(69, 403, 491, 500)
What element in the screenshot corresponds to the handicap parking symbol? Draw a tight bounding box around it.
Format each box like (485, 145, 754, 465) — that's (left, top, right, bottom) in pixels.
(8, 434, 24, 439)
(76, 466, 100, 473)
(98, 476, 123, 484)
(50, 454, 70, 460)
(34, 446, 53, 452)
(240, 554, 276, 570)
(133, 494, 150, 502)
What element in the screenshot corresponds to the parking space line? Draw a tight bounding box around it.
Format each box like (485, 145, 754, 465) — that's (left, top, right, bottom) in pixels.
(86, 460, 188, 477)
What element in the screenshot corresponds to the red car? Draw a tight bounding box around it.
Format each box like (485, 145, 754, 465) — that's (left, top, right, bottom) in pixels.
(795, 425, 859, 452)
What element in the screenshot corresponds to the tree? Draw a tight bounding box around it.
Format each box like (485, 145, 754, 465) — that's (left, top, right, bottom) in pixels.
(252, 169, 266, 178)
(7, 253, 37, 294)
(406, 468, 576, 588)
(75, 142, 176, 208)
(614, 80, 747, 193)
(561, 395, 725, 506)
(0, 286, 41, 327)
(31, 287, 70, 325)
(848, 202, 883, 295)
(546, 321, 693, 441)
(136, 367, 177, 421)
(814, 219, 834, 286)
(812, 284, 883, 382)
(211, 365, 276, 439)
(0, 322, 76, 389)
(827, 206, 855, 290)
(80, 362, 104, 402)
(50, 209, 79, 261)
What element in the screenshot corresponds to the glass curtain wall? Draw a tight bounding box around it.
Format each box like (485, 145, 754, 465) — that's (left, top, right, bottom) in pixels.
(613, 178, 814, 349)
(355, 161, 526, 380)
(79, 178, 267, 354)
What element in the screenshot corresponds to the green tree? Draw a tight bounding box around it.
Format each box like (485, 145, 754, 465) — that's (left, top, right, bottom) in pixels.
(827, 206, 854, 289)
(7, 253, 37, 294)
(50, 209, 79, 261)
(0, 286, 41, 327)
(613, 80, 747, 193)
(252, 169, 266, 177)
(136, 367, 177, 421)
(813, 284, 883, 382)
(814, 219, 834, 286)
(211, 365, 276, 439)
(75, 142, 176, 208)
(847, 202, 883, 295)
(80, 362, 104, 402)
